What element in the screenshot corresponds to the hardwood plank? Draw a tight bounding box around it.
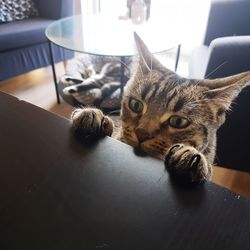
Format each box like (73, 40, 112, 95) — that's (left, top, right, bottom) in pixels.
(0, 63, 74, 119)
(212, 166, 250, 198)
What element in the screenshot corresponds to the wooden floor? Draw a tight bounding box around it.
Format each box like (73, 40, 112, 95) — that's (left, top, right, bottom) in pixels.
(0, 64, 250, 198)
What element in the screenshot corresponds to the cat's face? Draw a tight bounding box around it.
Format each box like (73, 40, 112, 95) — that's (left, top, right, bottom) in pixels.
(121, 72, 215, 160)
(120, 33, 250, 162)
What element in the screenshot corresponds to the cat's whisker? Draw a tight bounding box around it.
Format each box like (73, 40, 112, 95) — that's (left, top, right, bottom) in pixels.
(193, 61, 228, 87)
(205, 61, 228, 79)
(106, 109, 121, 115)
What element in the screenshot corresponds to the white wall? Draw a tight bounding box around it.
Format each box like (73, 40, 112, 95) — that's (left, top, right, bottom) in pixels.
(150, 0, 211, 54)
(79, 0, 211, 56)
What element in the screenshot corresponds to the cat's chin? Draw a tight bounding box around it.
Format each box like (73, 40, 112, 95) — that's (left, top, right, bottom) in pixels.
(135, 142, 165, 160)
(133, 147, 148, 157)
(140, 145, 165, 160)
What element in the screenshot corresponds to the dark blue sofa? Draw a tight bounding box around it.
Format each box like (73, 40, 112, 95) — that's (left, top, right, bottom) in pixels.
(0, 0, 74, 81)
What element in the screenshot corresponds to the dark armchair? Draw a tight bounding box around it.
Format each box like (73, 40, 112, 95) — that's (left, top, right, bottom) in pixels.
(189, 0, 250, 79)
(188, 0, 250, 172)
(0, 0, 74, 81)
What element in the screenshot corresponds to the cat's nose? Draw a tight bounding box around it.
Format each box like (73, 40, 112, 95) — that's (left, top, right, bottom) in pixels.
(135, 128, 154, 143)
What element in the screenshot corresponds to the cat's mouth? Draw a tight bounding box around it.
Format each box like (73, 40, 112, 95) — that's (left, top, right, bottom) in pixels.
(122, 136, 165, 159)
(134, 141, 165, 160)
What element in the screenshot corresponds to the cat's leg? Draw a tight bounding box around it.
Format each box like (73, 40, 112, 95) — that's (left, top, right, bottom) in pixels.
(61, 57, 87, 85)
(61, 75, 83, 85)
(63, 79, 102, 95)
(165, 144, 212, 183)
(100, 82, 120, 98)
(71, 108, 114, 139)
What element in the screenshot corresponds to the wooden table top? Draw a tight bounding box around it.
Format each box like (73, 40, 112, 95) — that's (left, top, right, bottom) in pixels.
(0, 91, 249, 250)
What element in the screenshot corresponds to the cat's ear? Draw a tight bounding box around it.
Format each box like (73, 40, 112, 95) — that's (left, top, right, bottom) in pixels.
(134, 32, 174, 75)
(202, 71, 250, 110)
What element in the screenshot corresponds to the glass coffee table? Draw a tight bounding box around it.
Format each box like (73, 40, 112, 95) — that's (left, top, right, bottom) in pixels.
(45, 14, 181, 104)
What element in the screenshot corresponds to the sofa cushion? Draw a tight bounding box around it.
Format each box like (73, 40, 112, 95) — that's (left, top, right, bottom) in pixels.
(0, 18, 53, 51)
(188, 45, 210, 79)
(0, 0, 38, 23)
(0, 42, 73, 81)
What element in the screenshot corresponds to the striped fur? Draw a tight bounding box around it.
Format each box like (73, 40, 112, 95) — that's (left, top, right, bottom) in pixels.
(71, 34, 250, 183)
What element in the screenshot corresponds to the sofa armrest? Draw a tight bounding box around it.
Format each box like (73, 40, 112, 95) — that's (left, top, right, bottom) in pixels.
(204, 0, 250, 46)
(204, 36, 250, 79)
(34, 0, 73, 19)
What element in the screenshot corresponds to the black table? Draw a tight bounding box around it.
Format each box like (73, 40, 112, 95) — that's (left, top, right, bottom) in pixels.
(0, 91, 249, 250)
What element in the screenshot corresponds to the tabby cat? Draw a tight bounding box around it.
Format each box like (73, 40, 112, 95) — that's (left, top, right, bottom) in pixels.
(71, 33, 250, 183)
(62, 55, 132, 110)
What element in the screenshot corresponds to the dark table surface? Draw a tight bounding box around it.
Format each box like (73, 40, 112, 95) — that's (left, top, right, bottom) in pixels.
(0, 91, 249, 250)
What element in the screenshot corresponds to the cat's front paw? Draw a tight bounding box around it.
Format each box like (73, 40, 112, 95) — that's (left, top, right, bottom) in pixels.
(165, 144, 212, 183)
(71, 108, 113, 139)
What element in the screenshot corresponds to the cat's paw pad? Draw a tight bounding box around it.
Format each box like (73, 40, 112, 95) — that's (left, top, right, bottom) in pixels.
(165, 144, 211, 183)
(71, 108, 113, 139)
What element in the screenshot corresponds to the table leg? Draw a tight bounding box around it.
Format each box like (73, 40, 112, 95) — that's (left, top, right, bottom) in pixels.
(120, 56, 126, 100)
(48, 40, 60, 104)
(175, 44, 181, 72)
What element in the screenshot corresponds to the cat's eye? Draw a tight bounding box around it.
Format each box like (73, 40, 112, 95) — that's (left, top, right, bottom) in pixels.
(129, 98, 144, 113)
(168, 116, 190, 129)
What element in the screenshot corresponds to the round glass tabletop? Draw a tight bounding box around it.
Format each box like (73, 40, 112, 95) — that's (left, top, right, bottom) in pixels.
(46, 15, 180, 57)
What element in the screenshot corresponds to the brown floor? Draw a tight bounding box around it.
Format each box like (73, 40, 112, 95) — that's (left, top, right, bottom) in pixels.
(1, 64, 250, 198)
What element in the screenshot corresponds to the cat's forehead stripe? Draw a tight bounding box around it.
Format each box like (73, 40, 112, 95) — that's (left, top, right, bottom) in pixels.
(140, 74, 166, 101)
(141, 83, 152, 100)
(173, 97, 187, 112)
(155, 81, 169, 97)
(145, 82, 164, 101)
(140, 81, 160, 102)
(165, 90, 177, 108)
(144, 80, 171, 103)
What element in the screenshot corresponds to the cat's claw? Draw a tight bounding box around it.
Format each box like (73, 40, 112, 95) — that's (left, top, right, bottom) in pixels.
(165, 144, 212, 183)
(71, 108, 113, 139)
